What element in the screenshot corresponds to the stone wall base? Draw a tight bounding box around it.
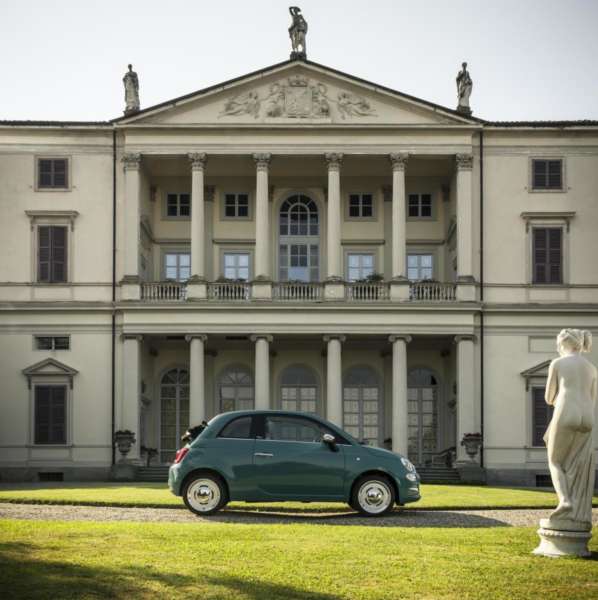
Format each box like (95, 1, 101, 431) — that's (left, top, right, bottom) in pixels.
(0, 467, 111, 483)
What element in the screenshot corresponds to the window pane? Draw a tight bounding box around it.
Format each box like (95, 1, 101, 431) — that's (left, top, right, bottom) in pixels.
(54, 337, 70, 350)
(238, 254, 249, 267)
(421, 255, 433, 267)
(348, 254, 360, 267)
(179, 254, 190, 267)
(166, 254, 177, 267)
(219, 416, 252, 439)
(237, 205, 248, 217)
(407, 255, 418, 267)
(166, 267, 178, 279)
(36, 337, 53, 350)
(362, 254, 374, 267)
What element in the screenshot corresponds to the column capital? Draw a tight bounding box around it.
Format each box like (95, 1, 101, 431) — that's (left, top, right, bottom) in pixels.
(122, 153, 141, 171)
(185, 334, 208, 343)
(188, 152, 208, 171)
(389, 334, 412, 344)
(455, 153, 473, 171)
(454, 334, 477, 344)
(323, 334, 346, 343)
(250, 334, 273, 343)
(389, 152, 409, 171)
(325, 153, 344, 171)
(121, 333, 143, 342)
(253, 153, 272, 170)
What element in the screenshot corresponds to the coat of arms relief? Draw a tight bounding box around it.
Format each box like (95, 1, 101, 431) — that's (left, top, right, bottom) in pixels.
(220, 76, 376, 120)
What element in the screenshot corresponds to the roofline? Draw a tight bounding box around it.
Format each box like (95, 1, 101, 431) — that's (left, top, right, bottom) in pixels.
(0, 120, 112, 129)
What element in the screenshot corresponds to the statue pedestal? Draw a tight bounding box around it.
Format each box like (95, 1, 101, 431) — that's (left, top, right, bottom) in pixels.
(533, 520, 592, 558)
(110, 462, 137, 482)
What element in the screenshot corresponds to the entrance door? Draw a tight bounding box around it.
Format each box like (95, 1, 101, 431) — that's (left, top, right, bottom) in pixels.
(407, 368, 439, 466)
(159, 368, 189, 463)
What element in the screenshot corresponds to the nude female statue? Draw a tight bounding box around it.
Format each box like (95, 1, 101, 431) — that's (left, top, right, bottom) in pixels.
(543, 328, 596, 529)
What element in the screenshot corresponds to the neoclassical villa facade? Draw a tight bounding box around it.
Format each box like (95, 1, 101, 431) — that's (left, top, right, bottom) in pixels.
(1, 55, 597, 485)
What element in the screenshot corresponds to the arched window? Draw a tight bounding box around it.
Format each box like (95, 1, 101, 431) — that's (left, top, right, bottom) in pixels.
(160, 368, 189, 464)
(218, 366, 254, 413)
(343, 366, 381, 446)
(280, 365, 318, 413)
(407, 368, 439, 466)
(279, 195, 319, 282)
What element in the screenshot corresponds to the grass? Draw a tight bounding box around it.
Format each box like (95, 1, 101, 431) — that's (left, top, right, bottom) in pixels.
(0, 519, 597, 600)
(1, 481, 597, 512)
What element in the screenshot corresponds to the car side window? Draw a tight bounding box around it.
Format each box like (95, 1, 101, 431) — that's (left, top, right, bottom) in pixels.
(265, 415, 326, 443)
(218, 416, 253, 439)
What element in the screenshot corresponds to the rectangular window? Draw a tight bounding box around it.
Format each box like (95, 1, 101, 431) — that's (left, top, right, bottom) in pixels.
(34, 385, 67, 445)
(347, 253, 375, 281)
(348, 193, 373, 218)
(164, 252, 190, 281)
(38, 158, 68, 189)
(533, 228, 562, 284)
(224, 193, 250, 218)
(166, 193, 191, 217)
(408, 193, 433, 218)
(532, 387, 553, 446)
(35, 336, 70, 350)
(223, 252, 250, 280)
(407, 254, 434, 280)
(38, 226, 68, 283)
(532, 159, 563, 190)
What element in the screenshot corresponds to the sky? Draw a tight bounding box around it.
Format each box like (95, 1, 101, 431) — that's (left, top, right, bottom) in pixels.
(2, 0, 597, 122)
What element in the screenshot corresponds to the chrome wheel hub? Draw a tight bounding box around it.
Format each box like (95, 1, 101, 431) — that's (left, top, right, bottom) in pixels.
(187, 478, 221, 512)
(357, 481, 391, 514)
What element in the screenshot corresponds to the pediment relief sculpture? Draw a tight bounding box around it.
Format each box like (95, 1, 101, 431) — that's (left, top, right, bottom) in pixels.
(220, 76, 376, 120)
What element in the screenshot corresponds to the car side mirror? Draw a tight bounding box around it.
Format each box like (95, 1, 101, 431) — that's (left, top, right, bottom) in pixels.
(322, 433, 338, 451)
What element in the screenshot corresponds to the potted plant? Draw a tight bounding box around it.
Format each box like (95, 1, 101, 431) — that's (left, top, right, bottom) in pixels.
(114, 430, 136, 462)
(461, 432, 482, 461)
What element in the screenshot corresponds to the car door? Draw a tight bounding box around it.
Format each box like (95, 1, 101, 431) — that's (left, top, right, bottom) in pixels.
(253, 414, 346, 500)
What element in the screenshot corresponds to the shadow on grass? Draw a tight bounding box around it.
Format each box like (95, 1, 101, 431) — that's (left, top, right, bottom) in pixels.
(0, 542, 341, 600)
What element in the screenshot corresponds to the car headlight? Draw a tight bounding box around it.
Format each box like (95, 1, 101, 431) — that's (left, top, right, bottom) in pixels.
(401, 457, 416, 472)
(406, 473, 418, 482)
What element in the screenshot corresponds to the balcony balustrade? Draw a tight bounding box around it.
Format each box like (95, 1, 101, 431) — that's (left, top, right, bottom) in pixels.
(345, 281, 390, 302)
(409, 281, 457, 302)
(141, 281, 187, 302)
(207, 281, 250, 301)
(138, 280, 458, 303)
(272, 282, 323, 302)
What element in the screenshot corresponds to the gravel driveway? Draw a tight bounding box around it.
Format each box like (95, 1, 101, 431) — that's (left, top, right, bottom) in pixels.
(2, 502, 597, 527)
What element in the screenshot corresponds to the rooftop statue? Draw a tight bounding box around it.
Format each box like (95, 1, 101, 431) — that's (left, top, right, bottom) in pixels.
(289, 6, 308, 60)
(123, 64, 140, 115)
(456, 62, 472, 115)
(533, 328, 597, 557)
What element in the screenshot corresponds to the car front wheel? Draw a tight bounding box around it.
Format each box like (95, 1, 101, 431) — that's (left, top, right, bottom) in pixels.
(183, 473, 228, 516)
(351, 475, 395, 516)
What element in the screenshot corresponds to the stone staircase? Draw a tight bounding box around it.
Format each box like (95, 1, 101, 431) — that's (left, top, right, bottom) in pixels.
(416, 465, 461, 484)
(136, 466, 170, 482)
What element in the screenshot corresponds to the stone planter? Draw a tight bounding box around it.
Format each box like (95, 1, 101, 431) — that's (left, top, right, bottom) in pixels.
(114, 430, 136, 462)
(461, 433, 482, 461)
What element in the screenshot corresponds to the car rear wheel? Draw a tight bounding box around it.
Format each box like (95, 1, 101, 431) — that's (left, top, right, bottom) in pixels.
(183, 473, 228, 516)
(351, 475, 395, 516)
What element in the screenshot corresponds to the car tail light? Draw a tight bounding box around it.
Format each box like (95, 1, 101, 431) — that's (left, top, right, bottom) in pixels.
(174, 447, 189, 464)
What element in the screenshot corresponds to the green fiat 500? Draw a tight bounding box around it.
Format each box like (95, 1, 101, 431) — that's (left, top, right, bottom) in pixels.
(168, 410, 420, 516)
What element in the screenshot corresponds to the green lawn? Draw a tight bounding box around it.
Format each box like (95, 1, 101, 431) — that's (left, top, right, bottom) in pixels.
(1, 519, 597, 600)
(0, 482, 591, 512)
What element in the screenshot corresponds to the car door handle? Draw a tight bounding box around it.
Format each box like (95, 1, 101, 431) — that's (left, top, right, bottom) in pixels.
(254, 452, 274, 457)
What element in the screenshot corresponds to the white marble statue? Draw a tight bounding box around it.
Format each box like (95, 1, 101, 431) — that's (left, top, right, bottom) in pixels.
(123, 64, 140, 115)
(534, 328, 597, 557)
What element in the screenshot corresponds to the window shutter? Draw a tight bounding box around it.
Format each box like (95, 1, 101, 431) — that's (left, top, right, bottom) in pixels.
(548, 228, 562, 284)
(532, 387, 553, 446)
(38, 226, 51, 282)
(34, 386, 52, 444)
(53, 159, 67, 188)
(533, 228, 547, 283)
(50, 387, 67, 444)
(532, 160, 547, 189)
(50, 226, 67, 283)
(548, 160, 562, 189)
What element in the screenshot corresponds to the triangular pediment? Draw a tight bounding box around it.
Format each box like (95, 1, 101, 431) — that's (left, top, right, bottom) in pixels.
(521, 360, 552, 379)
(23, 358, 78, 380)
(117, 60, 477, 127)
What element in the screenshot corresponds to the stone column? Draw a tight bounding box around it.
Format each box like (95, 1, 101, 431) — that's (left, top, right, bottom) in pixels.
(121, 153, 142, 300)
(253, 153, 272, 300)
(186, 334, 207, 425)
(455, 154, 476, 301)
(121, 334, 142, 461)
(324, 335, 345, 426)
(251, 334, 273, 409)
(454, 334, 477, 464)
(324, 154, 344, 300)
(389, 334, 411, 455)
(389, 153, 410, 301)
(187, 153, 208, 300)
